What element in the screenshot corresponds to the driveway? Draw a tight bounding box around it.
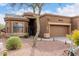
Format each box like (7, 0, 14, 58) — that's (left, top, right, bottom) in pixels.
(50, 37, 71, 43)
(37, 36, 71, 44)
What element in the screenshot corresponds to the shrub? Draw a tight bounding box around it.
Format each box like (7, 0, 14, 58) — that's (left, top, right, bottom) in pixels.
(10, 33, 18, 37)
(67, 30, 79, 46)
(6, 36, 22, 50)
(24, 33, 29, 38)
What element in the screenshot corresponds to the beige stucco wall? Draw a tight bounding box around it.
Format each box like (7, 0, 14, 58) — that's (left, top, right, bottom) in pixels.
(5, 17, 28, 36)
(40, 14, 71, 37)
(40, 16, 48, 37)
(71, 17, 79, 31)
(5, 13, 79, 37)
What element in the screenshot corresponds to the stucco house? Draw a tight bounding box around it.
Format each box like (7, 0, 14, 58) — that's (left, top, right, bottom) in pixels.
(4, 12, 79, 38)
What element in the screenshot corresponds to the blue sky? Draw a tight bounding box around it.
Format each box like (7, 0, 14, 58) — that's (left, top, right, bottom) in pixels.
(0, 3, 73, 15)
(0, 3, 79, 24)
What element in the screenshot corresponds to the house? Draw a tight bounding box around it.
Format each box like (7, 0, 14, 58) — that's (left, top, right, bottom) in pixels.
(4, 12, 79, 38)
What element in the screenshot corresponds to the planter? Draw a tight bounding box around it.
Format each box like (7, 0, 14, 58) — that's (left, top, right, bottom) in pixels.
(44, 33, 50, 38)
(24, 35, 29, 38)
(24, 33, 29, 38)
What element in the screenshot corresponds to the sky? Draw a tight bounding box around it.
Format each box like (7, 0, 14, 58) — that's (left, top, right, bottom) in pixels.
(0, 3, 79, 24)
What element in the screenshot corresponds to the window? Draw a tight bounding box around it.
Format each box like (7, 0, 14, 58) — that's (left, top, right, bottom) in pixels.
(13, 22, 24, 33)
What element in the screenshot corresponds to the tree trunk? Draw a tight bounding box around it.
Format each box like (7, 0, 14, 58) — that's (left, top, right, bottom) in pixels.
(30, 15, 40, 56)
(32, 15, 40, 47)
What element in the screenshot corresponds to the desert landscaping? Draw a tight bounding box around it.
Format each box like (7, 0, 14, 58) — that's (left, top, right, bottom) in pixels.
(0, 37, 69, 56)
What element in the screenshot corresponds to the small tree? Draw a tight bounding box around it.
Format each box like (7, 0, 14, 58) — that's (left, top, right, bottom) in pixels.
(8, 3, 46, 55)
(8, 3, 45, 47)
(0, 24, 5, 30)
(67, 30, 79, 46)
(66, 30, 79, 56)
(0, 24, 5, 38)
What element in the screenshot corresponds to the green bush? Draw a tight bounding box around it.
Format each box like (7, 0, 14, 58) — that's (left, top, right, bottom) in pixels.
(6, 36, 22, 50)
(24, 33, 29, 38)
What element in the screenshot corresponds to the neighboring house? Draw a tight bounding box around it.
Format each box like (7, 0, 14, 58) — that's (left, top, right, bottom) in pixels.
(4, 12, 79, 38)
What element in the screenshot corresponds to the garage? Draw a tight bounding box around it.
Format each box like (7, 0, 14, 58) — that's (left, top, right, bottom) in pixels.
(50, 25, 70, 37)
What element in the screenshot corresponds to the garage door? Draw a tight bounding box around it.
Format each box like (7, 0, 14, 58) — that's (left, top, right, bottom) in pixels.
(50, 25, 69, 37)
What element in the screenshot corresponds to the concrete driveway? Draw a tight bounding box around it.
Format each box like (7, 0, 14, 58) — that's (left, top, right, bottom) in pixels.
(37, 36, 71, 44)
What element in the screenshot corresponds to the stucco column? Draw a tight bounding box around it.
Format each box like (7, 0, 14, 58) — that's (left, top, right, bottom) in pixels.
(69, 24, 71, 34)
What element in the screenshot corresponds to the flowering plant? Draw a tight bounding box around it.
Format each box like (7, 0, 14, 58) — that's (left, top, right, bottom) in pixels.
(67, 30, 79, 46)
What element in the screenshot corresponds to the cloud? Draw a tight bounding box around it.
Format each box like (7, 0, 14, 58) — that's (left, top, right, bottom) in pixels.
(15, 9, 26, 15)
(56, 3, 79, 17)
(14, 8, 33, 15)
(0, 14, 5, 24)
(41, 10, 53, 15)
(0, 3, 7, 6)
(15, 8, 54, 15)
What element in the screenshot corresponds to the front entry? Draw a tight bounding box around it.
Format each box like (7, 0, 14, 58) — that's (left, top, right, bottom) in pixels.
(28, 18, 36, 36)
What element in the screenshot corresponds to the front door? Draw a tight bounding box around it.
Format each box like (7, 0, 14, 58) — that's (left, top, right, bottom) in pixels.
(28, 18, 36, 36)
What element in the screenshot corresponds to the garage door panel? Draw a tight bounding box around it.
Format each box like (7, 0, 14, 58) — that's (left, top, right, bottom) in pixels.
(50, 25, 68, 36)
